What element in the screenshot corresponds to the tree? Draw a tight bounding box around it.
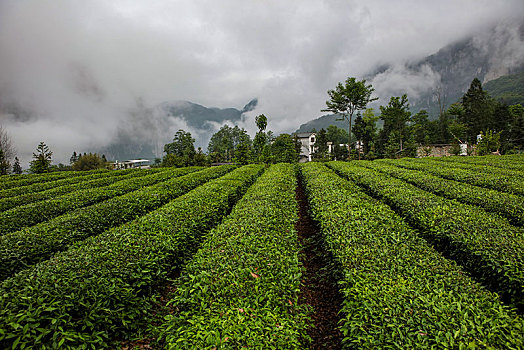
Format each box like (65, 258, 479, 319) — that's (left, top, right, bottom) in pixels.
(72, 153, 107, 171)
(322, 77, 377, 159)
(70, 151, 79, 165)
(12, 157, 22, 174)
(253, 114, 270, 162)
(233, 141, 251, 165)
(477, 130, 501, 155)
(163, 129, 196, 167)
(380, 94, 414, 157)
(0, 125, 15, 173)
(0, 149, 9, 175)
(508, 104, 524, 151)
(164, 130, 195, 157)
(460, 78, 495, 143)
(193, 147, 208, 166)
(271, 134, 299, 163)
(208, 125, 251, 162)
(233, 132, 252, 165)
(411, 110, 430, 145)
(379, 94, 412, 157)
(29, 142, 53, 173)
(162, 154, 186, 168)
(312, 128, 329, 161)
(352, 108, 378, 157)
(332, 143, 349, 161)
(255, 114, 267, 131)
(326, 125, 349, 145)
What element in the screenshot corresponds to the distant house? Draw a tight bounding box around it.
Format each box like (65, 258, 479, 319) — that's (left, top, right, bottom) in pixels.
(295, 132, 316, 162)
(112, 159, 150, 170)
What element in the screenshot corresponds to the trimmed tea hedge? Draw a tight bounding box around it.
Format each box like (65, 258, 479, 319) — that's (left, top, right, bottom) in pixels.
(0, 169, 108, 190)
(0, 168, 143, 200)
(158, 163, 309, 349)
(358, 160, 524, 226)
(417, 157, 524, 178)
(383, 158, 524, 196)
(328, 161, 524, 312)
(0, 168, 164, 212)
(0, 164, 263, 349)
(0, 168, 185, 234)
(430, 154, 524, 172)
(301, 162, 524, 348)
(0, 166, 219, 280)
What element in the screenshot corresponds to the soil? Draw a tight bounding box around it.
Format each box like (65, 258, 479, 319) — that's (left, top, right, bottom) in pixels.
(118, 180, 345, 349)
(296, 180, 344, 349)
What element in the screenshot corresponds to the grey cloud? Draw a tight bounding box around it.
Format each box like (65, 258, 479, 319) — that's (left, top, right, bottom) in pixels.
(0, 0, 523, 166)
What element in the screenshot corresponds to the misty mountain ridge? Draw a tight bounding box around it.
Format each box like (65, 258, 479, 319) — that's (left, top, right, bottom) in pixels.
(99, 98, 258, 161)
(296, 20, 524, 133)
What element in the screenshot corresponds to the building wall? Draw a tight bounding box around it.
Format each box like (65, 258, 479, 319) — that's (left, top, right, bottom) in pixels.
(416, 144, 467, 157)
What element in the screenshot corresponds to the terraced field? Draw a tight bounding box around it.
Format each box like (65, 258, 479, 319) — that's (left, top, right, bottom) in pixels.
(0, 156, 523, 349)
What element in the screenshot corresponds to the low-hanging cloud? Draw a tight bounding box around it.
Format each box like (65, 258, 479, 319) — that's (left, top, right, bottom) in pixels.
(0, 0, 523, 166)
(370, 64, 442, 103)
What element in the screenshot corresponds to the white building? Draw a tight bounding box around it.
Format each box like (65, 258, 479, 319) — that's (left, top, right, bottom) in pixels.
(295, 132, 316, 162)
(112, 159, 150, 170)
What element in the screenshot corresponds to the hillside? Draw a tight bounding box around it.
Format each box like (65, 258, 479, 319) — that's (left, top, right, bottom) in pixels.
(295, 114, 347, 133)
(484, 71, 524, 106)
(99, 99, 258, 161)
(369, 20, 524, 118)
(297, 21, 524, 133)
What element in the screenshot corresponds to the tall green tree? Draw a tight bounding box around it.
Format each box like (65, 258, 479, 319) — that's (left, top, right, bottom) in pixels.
(70, 151, 79, 165)
(312, 128, 329, 161)
(12, 156, 22, 175)
(352, 108, 378, 157)
(379, 94, 412, 158)
(164, 130, 196, 157)
(508, 104, 524, 151)
(325, 125, 349, 145)
(193, 147, 208, 166)
(411, 110, 430, 144)
(255, 114, 267, 132)
(460, 78, 495, 143)
(322, 77, 377, 159)
(163, 129, 196, 167)
(207, 125, 251, 162)
(271, 134, 299, 163)
(477, 130, 501, 155)
(29, 142, 53, 173)
(72, 153, 106, 171)
(253, 114, 270, 162)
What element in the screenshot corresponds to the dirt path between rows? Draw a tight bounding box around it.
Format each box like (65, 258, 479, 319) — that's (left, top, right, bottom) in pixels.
(296, 179, 344, 349)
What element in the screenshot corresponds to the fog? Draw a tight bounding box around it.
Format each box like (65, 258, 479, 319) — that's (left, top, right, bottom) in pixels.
(0, 0, 523, 165)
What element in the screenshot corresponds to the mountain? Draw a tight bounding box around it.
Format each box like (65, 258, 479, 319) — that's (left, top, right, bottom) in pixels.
(295, 114, 346, 134)
(296, 21, 524, 133)
(484, 71, 524, 106)
(369, 20, 524, 118)
(99, 99, 258, 161)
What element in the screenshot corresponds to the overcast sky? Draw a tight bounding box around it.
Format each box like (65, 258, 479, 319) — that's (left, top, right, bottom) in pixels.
(1, 0, 523, 165)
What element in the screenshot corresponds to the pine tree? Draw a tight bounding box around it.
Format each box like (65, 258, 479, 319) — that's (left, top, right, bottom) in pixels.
(70, 151, 78, 165)
(461, 78, 494, 143)
(29, 142, 53, 173)
(12, 157, 22, 174)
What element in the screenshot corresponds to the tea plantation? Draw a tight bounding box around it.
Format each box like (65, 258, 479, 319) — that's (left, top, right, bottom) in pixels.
(0, 156, 523, 349)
